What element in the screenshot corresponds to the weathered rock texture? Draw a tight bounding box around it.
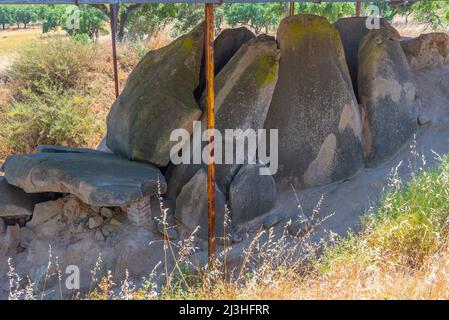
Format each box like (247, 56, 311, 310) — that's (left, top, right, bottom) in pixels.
(358, 28, 417, 166)
(106, 23, 204, 167)
(2, 152, 166, 207)
(36, 145, 105, 154)
(175, 169, 226, 240)
(168, 35, 279, 199)
(0, 177, 45, 217)
(229, 164, 276, 226)
(334, 17, 400, 99)
(264, 14, 364, 190)
(202, 34, 280, 194)
(196, 27, 255, 101)
(401, 33, 449, 70)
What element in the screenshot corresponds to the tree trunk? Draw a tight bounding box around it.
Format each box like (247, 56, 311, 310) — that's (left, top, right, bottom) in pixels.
(118, 10, 128, 42)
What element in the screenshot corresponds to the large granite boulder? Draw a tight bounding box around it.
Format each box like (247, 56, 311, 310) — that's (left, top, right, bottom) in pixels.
(264, 14, 364, 190)
(401, 33, 449, 70)
(36, 145, 105, 154)
(229, 164, 276, 226)
(175, 169, 226, 240)
(202, 34, 280, 195)
(334, 17, 400, 99)
(196, 27, 255, 101)
(106, 23, 204, 167)
(0, 177, 45, 218)
(2, 152, 166, 207)
(358, 28, 417, 166)
(168, 34, 280, 199)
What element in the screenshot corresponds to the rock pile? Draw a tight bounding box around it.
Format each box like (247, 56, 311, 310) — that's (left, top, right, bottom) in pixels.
(1, 14, 441, 286)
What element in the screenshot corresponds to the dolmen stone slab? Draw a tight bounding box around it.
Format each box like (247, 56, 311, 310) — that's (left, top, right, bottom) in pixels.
(106, 23, 204, 167)
(333, 17, 399, 99)
(0, 176, 45, 217)
(264, 14, 364, 190)
(175, 169, 226, 240)
(168, 34, 280, 200)
(202, 34, 280, 195)
(196, 27, 255, 101)
(229, 164, 276, 226)
(36, 145, 105, 154)
(2, 152, 166, 207)
(358, 28, 417, 166)
(401, 33, 449, 70)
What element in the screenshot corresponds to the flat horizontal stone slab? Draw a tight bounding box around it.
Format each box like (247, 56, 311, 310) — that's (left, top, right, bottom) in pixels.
(36, 145, 106, 154)
(0, 177, 45, 217)
(2, 152, 167, 207)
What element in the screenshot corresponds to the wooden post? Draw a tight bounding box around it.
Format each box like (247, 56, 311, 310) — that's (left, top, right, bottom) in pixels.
(289, 1, 295, 16)
(109, 4, 119, 98)
(356, 0, 361, 17)
(205, 3, 216, 264)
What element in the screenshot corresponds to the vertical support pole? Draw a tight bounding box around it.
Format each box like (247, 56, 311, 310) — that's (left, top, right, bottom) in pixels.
(356, 0, 361, 17)
(109, 4, 119, 98)
(205, 3, 216, 264)
(289, 1, 295, 16)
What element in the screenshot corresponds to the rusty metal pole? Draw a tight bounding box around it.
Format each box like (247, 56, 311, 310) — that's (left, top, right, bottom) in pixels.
(205, 3, 216, 264)
(289, 1, 295, 16)
(356, 0, 361, 17)
(109, 4, 119, 98)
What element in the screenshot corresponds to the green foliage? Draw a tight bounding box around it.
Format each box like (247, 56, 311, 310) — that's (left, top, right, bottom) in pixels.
(0, 5, 40, 29)
(319, 154, 449, 271)
(126, 4, 178, 41)
(1, 86, 101, 153)
(297, 3, 355, 23)
(10, 37, 96, 92)
(0, 6, 14, 30)
(224, 3, 285, 34)
(412, 1, 449, 30)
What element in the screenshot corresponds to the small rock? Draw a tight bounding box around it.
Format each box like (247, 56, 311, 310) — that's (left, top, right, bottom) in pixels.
(287, 214, 311, 237)
(263, 211, 282, 229)
(100, 207, 114, 219)
(28, 199, 64, 228)
(94, 229, 105, 241)
(156, 220, 178, 240)
(90, 206, 101, 214)
(231, 233, 243, 243)
(109, 218, 122, 226)
(88, 215, 104, 229)
(101, 224, 117, 237)
(0, 217, 6, 234)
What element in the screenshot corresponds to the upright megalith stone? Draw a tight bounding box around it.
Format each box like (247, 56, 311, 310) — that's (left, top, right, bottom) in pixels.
(264, 14, 364, 190)
(333, 17, 400, 99)
(106, 23, 204, 167)
(229, 164, 276, 226)
(0, 177, 45, 218)
(202, 34, 280, 194)
(358, 28, 417, 166)
(401, 33, 449, 70)
(175, 169, 226, 240)
(196, 27, 255, 101)
(2, 152, 166, 207)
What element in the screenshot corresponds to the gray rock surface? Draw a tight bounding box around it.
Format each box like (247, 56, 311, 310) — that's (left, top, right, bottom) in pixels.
(196, 27, 255, 101)
(401, 33, 449, 70)
(0, 176, 45, 218)
(201, 35, 280, 195)
(175, 169, 227, 240)
(358, 28, 417, 166)
(2, 152, 166, 207)
(229, 164, 277, 226)
(334, 17, 400, 99)
(106, 23, 204, 167)
(264, 14, 364, 190)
